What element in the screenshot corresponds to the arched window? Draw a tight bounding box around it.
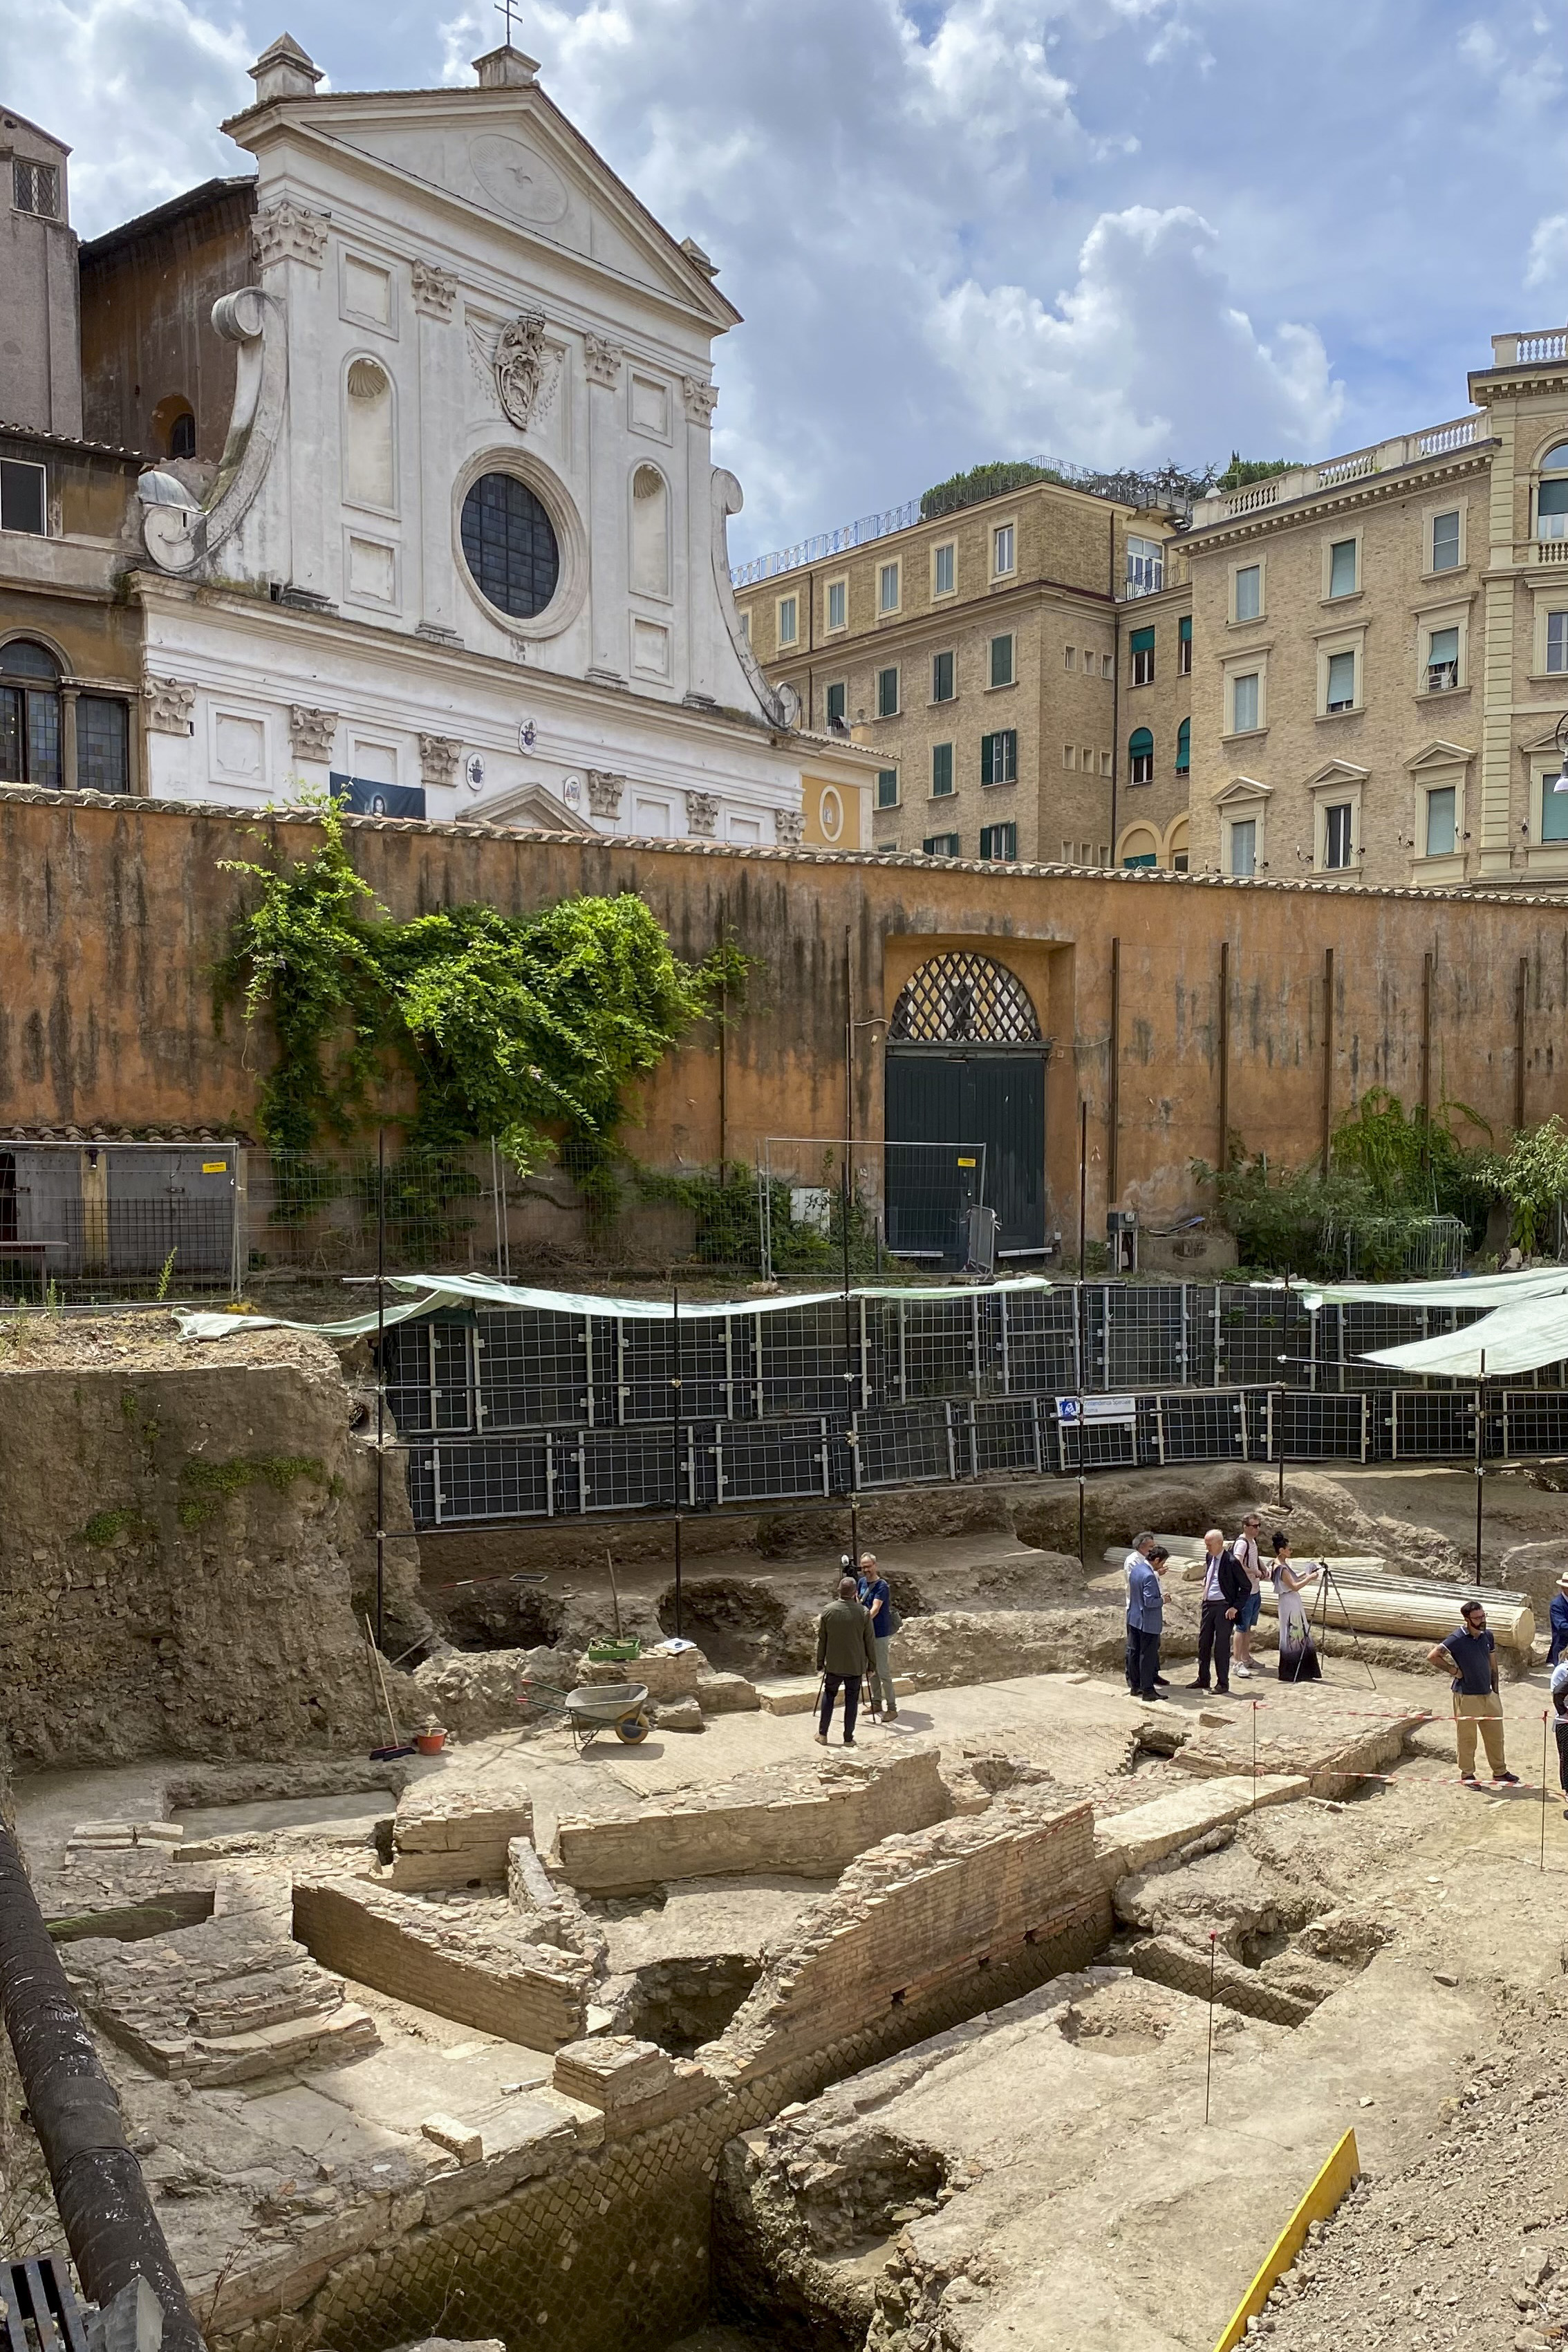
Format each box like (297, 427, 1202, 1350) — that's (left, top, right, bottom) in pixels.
(1175, 717, 1191, 775)
(169, 411, 196, 460)
(888, 951, 1041, 1043)
(460, 472, 560, 618)
(1120, 825, 1159, 868)
(1167, 816, 1190, 873)
(630, 463, 669, 597)
(0, 638, 62, 787)
(1537, 442, 1568, 541)
(1128, 726, 1155, 785)
(344, 357, 395, 510)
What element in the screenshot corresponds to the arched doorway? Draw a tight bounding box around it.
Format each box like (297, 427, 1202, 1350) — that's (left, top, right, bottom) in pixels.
(885, 950, 1048, 1264)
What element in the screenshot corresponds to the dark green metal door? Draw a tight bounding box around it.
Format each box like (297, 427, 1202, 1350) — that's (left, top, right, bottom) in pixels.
(885, 1050, 1045, 1262)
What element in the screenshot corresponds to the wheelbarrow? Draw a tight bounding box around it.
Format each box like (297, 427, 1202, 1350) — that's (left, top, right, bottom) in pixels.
(519, 1679, 652, 1753)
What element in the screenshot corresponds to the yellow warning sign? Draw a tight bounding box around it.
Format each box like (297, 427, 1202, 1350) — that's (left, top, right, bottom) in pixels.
(956, 1157, 976, 1167)
(201, 1161, 227, 1173)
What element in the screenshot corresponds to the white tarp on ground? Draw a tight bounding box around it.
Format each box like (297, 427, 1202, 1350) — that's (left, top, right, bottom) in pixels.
(178, 1269, 1057, 1344)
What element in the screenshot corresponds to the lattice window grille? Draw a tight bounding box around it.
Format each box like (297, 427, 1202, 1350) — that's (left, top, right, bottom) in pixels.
(888, 951, 1042, 1043)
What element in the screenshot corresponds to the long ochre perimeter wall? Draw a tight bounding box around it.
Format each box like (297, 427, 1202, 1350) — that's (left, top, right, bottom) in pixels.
(3, 785, 1566, 1227)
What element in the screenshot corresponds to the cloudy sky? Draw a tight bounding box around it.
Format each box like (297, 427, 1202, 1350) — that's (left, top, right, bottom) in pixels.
(6, 0, 1568, 559)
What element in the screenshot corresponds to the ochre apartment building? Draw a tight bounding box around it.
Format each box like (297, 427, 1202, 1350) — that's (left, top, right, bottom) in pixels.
(735, 474, 1187, 870)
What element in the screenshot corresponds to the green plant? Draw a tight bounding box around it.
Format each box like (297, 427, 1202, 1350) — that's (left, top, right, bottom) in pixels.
(218, 805, 746, 1200)
(920, 460, 1067, 519)
(1486, 1116, 1568, 1253)
(79, 1505, 156, 1549)
(155, 1246, 178, 1302)
(1213, 454, 1292, 492)
(176, 1453, 328, 1528)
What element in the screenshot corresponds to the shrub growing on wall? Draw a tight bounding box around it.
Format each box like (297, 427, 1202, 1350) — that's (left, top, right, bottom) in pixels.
(219, 807, 745, 1199)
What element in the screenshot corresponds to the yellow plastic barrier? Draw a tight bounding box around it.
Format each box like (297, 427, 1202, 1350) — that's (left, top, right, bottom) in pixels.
(1213, 2127, 1361, 2352)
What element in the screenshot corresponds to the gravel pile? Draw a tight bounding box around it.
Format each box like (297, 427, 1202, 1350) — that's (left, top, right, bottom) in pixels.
(1262, 2020, 1568, 2349)
(0, 1309, 337, 1373)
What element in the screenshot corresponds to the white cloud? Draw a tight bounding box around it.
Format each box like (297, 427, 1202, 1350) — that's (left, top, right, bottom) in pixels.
(928, 206, 1343, 467)
(0, 0, 252, 232)
(1526, 213, 1568, 295)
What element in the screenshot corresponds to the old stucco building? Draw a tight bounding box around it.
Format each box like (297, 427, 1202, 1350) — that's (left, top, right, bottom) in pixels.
(1182, 326, 1568, 891)
(0, 37, 872, 847)
(736, 472, 1184, 868)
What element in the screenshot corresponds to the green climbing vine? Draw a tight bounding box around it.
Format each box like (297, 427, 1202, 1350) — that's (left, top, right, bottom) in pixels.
(218, 806, 750, 1196)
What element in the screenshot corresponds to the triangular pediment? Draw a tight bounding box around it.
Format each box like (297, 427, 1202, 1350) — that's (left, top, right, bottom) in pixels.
(1520, 721, 1568, 756)
(1213, 775, 1272, 804)
(1306, 757, 1370, 788)
(459, 781, 598, 836)
(232, 81, 738, 328)
(1404, 738, 1475, 771)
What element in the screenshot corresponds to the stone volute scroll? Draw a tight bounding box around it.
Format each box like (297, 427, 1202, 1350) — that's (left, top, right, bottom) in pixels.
(288, 706, 338, 762)
(136, 286, 288, 575)
(586, 770, 624, 819)
(685, 792, 719, 838)
(494, 311, 548, 430)
(775, 809, 805, 846)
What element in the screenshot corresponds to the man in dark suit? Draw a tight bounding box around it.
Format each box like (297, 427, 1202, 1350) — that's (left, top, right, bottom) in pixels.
(1190, 1527, 1249, 1696)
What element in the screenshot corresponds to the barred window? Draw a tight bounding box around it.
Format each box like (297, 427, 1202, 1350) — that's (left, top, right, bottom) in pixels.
(460, 473, 559, 619)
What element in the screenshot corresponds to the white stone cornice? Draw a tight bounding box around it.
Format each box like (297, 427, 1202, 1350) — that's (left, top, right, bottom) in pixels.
(1187, 447, 1494, 553)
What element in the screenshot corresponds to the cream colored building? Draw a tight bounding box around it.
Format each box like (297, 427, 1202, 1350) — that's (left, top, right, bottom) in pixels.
(736, 474, 1182, 867)
(1184, 325, 1568, 891)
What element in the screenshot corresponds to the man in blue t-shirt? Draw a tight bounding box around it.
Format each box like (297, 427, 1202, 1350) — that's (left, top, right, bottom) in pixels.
(857, 1552, 897, 1722)
(1427, 1599, 1519, 1788)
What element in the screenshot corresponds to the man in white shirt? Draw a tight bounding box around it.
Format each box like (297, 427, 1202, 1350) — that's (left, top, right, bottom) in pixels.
(1231, 1511, 1264, 1679)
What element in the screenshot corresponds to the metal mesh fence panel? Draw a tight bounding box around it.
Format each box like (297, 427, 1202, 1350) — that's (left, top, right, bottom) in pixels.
(248, 1149, 500, 1278)
(758, 1298, 855, 1415)
(997, 1285, 1079, 1394)
(1149, 1389, 1251, 1464)
(756, 1137, 988, 1279)
(969, 1397, 1048, 1476)
(0, 1138, 241, 1300)
(474, 1309, 588, 1429)
(426, 1436, 552, 1522)
(572, 1425, 680, 1513)
(1498, 1391, 1568, 1454)
(1054, 1401, 1139, 1472)
(1088, 1285, 1191, 1390)
(852, 1403, 955, 1488)
(1213, 1286, 1311, 1387)
(1244, 1390, 1371, 1461)
(713, 1417, 839, 1504)
(1390, 1389, 1477, 1458)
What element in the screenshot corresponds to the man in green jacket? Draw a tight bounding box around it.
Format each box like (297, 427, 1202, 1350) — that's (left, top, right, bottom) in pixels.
(815, 1575, 877, 1748)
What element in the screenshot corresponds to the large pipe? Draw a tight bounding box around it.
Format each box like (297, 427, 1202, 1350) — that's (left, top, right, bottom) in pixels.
(0, 1825, 206, 2352)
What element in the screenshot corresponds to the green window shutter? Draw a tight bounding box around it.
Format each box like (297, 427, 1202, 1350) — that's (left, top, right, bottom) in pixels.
(1129, 727, 1154, 758)
(1179, 615, 1192, 644)
(1130, 626, 1155, 653)
(931, 743, 953, 796)
(825, 682, 846, 726)
(989, 634, 1014, 687)
(980, 731, 996, 783)
(876, 768, 899, 809)
(1175, 718, 1191, 774)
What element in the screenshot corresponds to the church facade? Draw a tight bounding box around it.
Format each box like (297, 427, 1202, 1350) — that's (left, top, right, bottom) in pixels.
(6, 35, 872, 846)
